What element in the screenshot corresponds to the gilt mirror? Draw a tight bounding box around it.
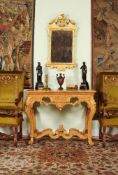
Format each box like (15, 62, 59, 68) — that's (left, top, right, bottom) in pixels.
(47, 14, 77, 71)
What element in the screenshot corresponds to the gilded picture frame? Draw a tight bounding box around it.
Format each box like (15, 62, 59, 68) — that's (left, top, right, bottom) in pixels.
(0, 0, 35, 88)
(47, 14, 77, 71)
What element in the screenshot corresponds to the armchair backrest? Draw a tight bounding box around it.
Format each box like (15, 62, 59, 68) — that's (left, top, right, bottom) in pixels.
(0, 71, 24, 110)
(98, 72, 118, 110)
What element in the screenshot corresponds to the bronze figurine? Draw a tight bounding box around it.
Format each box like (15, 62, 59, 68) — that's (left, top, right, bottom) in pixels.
(35, 62, 44, 89)
(80, 62, 89, 90)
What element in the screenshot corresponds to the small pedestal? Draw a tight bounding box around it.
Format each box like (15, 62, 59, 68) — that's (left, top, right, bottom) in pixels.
(35, 82, 44, 90)
(80, 81, 89, 90)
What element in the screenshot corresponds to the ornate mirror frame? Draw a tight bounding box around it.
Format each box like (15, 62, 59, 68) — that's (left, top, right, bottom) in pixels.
(47, 14, 77, 71)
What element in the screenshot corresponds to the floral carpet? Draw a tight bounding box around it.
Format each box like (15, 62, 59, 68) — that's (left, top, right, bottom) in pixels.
(0, 137, 118, 175)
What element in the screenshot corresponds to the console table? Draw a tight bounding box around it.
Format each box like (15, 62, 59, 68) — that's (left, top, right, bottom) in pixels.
(25, 90, 96, 145)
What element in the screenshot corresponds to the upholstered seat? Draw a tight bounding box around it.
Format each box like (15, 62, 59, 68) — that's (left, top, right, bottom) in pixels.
(98, 72, 118, 146)
(0, 71, 24, 146)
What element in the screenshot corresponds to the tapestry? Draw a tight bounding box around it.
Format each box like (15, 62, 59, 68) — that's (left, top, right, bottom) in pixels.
(0, 0, 35, 88)
(92, 0, 118, 88)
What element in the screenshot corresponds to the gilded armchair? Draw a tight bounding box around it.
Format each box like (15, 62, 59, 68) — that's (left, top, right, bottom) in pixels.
(98, 72, 118, 146)
(0, 71, 24, 146)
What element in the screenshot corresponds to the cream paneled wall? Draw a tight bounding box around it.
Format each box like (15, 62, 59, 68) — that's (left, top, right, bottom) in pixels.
(0, 0, 100, 137)
(34, 0, 92, 88)
(32, 0, 99, 136)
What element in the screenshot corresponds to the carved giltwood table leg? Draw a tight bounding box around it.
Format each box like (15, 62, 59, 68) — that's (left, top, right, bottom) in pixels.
(83, 107, 89, 134)
(87, 100, 96, 145)
(25, 90, 96, 145)
(25, 103, 35, 144)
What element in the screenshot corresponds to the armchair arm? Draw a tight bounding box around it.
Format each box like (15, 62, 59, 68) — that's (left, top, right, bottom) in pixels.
(102, 109, 111, 118)
(15, 92, 23, 106)
(100, 92, 108, 106)
(102, 99, 108, 107)
(99, 92, 110, 118)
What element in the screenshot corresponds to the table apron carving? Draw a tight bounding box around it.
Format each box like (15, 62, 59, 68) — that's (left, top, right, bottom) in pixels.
(25, 90, 96, 145)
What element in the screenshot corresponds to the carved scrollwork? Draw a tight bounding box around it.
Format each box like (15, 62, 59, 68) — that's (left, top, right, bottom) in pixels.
(42, 97, 51, 103)
(34, 124, 87, 140)
(104, 75, 118, 85)
(49, 14, 76, 27)
(0, 75, 18, 84)
(70, 97, 79, 103)
(25, 90, 96, 145)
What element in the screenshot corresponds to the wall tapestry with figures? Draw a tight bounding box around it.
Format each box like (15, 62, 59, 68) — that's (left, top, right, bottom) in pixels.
(92, 0, 118, 88)
(0, 0, 35, 88)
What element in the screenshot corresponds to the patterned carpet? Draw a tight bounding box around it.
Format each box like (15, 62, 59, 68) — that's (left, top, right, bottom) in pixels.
(0, 137, 118, 175)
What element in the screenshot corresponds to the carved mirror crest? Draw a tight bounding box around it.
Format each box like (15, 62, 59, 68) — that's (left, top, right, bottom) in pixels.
(47, 14, 77, 71)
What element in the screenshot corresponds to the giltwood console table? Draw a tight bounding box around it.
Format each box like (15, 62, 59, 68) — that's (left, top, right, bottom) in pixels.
(25, 90, 96, 145)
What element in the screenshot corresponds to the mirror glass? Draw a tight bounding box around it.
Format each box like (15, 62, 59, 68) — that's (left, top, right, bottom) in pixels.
(51, 30, 72, 63)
